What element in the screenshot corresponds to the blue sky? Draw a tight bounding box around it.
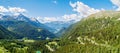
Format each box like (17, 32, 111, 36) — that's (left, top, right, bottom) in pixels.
(0, 0, 116, 17)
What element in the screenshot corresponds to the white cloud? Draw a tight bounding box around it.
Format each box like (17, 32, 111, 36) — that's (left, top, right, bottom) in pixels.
(111, 0, 120, 11)
(9, 7, 27, 13)
(37, 1, 103, 23)
(70, 1, 77, 8)
(43, 17, 58, 22)
(36, 17, 58, 23)
(0, 6, 8, 13)
(0, 6, 27, 14)
(62, 14, 80, 22)
(70, 1, 101, 17)
(36, 14, 81, 23)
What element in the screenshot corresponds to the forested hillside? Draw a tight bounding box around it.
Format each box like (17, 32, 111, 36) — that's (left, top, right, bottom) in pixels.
(53, 11, 120, 53)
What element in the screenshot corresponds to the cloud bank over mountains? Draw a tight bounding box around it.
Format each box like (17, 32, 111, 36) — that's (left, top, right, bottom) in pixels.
(37, 1, 103, 23)
(0, 6, 8, 13)
(0, 0, 119, 24)
(0, 6, 27, 14)
(0, 1, 104, 24)
(36, 14, 79, 23)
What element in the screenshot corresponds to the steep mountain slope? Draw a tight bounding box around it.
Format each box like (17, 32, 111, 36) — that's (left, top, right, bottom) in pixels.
(55, 27, 67, 37)
(53, 11, 120, 53)
(0, 21, 55, 40)
(0, 25, 21, 39)
(64, 11, 120, 41)
(0, 14, 56, 40)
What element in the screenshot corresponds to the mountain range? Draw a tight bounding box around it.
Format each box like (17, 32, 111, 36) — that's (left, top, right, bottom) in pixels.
(0, 11, 120, 53)
(0, 14, 56, 40)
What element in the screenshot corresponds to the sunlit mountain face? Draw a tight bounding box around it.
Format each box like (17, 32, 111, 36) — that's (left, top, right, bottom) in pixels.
(0, 0, 120, 53)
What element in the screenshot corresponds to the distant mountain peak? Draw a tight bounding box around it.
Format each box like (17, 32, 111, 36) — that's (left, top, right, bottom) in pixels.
(17, 14, 25, 17)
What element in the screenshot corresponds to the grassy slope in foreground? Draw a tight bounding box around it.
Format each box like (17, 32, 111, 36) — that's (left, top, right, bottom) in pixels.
(54, 11, 120, 53)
